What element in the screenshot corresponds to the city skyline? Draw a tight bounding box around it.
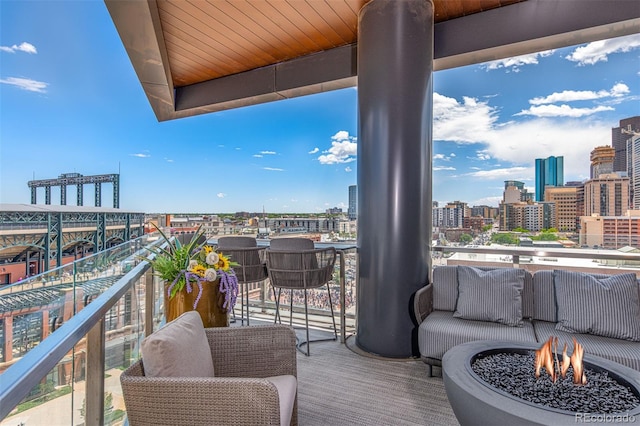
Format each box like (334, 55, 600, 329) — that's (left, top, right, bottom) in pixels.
(1, 1, 639, 213)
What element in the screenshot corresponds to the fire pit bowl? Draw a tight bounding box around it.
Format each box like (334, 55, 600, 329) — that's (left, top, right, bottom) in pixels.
(442, 341, 640, 426)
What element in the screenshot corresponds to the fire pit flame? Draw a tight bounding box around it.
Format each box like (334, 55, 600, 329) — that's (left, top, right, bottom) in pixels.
(560, 343, 570, 378)
(571, 338, 587, 385)
(535, 336, 586, 385)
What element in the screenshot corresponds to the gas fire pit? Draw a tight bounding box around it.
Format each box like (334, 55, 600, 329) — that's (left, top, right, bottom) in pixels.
(443, 340, 640, 425)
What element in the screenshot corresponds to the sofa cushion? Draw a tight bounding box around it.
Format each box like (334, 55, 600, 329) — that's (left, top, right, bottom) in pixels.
(266, 375, 297, 426)
(419, 310, 537, 360)
(554, 270, 640, 341)
(454, 266, 525, 326)
(532, 270, 557, 322)
(141, 311, 215, 378)
(433, 265, 534, 319)
(534, 320, 640, 371)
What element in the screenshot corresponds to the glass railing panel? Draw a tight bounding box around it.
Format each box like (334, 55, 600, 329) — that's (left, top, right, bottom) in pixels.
(0, 287, 68, 374)
(101, 277, 145, 426)
(0, 235, 161, 422)
(1, 363, 74, 425)
(431, 243, 640, 279)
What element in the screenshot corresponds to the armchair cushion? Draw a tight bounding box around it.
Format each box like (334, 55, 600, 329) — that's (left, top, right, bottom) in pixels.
(453, 266, 525, 326)
(266, 375, 297, 426)
(140, 311, 215, 378)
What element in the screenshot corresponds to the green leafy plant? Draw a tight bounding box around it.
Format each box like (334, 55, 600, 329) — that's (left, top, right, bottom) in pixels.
(144, 224, 239, 310)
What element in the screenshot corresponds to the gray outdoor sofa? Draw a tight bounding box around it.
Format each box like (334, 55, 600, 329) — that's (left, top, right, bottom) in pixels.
(414, 265, 640, 376)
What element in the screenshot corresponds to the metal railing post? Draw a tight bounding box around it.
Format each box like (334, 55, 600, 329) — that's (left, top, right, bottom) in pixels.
(85, 318, 105, 426)
(145, 269, 154, 337)
(339, 250, 346, 343)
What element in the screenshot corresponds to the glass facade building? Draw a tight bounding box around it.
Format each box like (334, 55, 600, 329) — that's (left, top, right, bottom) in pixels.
(535, 156, 564, 202)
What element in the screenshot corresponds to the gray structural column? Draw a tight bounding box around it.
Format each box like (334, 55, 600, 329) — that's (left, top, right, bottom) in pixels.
(357, 0, 433, 357)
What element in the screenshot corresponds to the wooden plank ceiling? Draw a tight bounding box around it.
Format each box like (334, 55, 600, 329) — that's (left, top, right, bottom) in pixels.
(157, 0, 523, 88)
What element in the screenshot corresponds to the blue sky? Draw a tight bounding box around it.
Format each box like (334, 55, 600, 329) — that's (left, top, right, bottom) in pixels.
(1, 2, 639, 213)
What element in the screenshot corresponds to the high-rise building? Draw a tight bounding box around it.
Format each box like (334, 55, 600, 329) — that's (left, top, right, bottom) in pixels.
(535, 156, 564, 202)
(579, 212, 640, 249)
(627, 133, 640, 209)
(544, 186, 578, 231)
(432, 201, 467, 229)
(583, 173, 630, 217)
(612, 116, 640, 172)
(590, 146, 615, 179)
(502, 180, 531, 203)
(348, 185, 357, 220)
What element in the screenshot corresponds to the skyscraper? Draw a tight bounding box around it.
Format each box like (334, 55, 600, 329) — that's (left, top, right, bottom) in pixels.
(628, 133, 640, 209)
(590, 146, 615, 179)
(535, 156, 564, 202)
(348, 185, 357, 220)
(583, 174, 630, 217)
(612, 116, 640, 172)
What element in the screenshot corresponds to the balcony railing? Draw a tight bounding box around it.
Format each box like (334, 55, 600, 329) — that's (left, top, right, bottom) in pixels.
(0, 238, 638, 424)
(0, 237, 356, 424)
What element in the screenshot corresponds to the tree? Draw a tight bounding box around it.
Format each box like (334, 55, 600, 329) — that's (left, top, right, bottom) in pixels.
(491, 233, 517, 245)
(459, 233, 473, 244)
(537, 232, 558, 241)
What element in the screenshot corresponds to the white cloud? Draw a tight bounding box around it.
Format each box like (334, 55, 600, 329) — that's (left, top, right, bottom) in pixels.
(263, 167, 284, 171)
(515, 104, 614, 118)
(566, 33, 640, 65)
(318, 130, 357, 164)
(217, 193, 226, 198)
(0, 42, 37, 54)
(467, 166, 531, 180)
(433, 153, 455, 161)
(434, 166, 456, 171)
(130, 153, 150, 158)
(260, 150, 276, 155)
(164, 158, 174, 163)
(433, 91, 613, 181)
(482, 50, 555, 72)
(345, 166, 352, 172)
(475, 151, 491, 161)
(0, 77, 48, 93)
(471, 196, 503, 208)
(530, 83, 630, 105)
(308, 147, 319, 154)
(253, 154, 263, 158)
(433, 93, 498, 144)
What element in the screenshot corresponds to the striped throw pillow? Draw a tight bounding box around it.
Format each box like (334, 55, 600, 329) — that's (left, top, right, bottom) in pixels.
(554, 270, 640, 342)
(453, 266, 525, 327)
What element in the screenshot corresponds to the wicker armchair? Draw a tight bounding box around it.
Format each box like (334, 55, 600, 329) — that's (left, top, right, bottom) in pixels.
(121, 325, 298, 426)
(267, 238, 337, 356)
(217, 236, 268, 325)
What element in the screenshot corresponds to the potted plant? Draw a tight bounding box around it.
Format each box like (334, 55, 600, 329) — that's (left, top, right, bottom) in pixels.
(145, 225, 239, 327)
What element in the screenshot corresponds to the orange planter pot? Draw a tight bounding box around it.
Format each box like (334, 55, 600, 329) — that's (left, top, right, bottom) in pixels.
(165, 279, 229, 327)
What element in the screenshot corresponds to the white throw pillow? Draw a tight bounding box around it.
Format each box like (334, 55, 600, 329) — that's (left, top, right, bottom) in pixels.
(141, 311, 215, 377)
